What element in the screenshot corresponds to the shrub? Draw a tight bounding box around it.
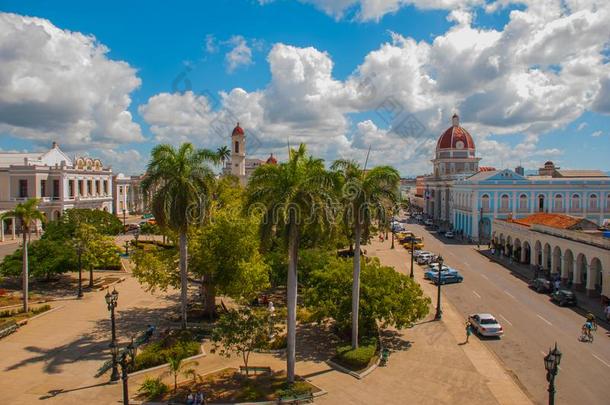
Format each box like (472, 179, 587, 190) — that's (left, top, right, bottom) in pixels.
(237, 382, 265, 401)
(131, 331, 201, 372)
(275, 381, 313, 398)
(335, 337, 378, 370)
(296, 307, 315, 324)
(268, 334, 287, 350)
(32, 304, 51, 315)
(138, 377, 169, 400)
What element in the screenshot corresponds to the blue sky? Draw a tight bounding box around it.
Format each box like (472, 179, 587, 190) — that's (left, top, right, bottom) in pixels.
(1, 0, 609, 175)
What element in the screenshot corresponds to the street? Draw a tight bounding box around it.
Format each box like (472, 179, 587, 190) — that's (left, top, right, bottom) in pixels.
(406, 223, 610, 405)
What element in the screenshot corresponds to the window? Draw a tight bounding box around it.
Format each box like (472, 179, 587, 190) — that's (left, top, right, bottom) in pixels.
(53, 180, 60, 198)
(78, 180, 83, 196)
(572, 194, 581, 210)
(69, 181, 74, 198)
(538, 195, 545, 212)
(234, 141, 239, 154)
(103, 180, 108, 195)
(589, 194, 598, 210)
(500, 194, 510, 210)
(519, 194, 528, 211)
(96, 180, 100, 195)
(481, 194, 490, 211)
(40, 180, 46, 197)
(554, 194, 563, 211)
(19, 179, 28, 198)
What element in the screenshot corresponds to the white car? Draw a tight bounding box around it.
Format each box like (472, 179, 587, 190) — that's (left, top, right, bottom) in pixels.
(468, 313, 504, 337)
(412, 250, 429, 258)
(444, 231, 454, 239)
(417, 253, 434, 264)
(424, 219, 434, 226)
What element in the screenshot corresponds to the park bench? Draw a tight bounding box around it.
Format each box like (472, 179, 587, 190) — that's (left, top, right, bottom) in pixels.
(278, 392, 314, 404)
(239, 365, 272, 375)
(0, 320, 18, 339)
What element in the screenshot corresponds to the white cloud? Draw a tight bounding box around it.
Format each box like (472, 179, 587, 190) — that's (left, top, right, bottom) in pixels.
(205, 34, 218, 53)
(0, 13, 143, 149)
(577, 122, 588, 131)
(225, 35, 253, 73)
(142, 1, 610, 175)
(591, 130, 602, 137)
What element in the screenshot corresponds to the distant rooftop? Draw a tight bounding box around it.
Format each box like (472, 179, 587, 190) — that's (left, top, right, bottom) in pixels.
(504, 213, 599, 231)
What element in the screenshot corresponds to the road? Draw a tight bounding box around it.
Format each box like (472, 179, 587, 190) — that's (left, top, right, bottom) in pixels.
(405, 222, 610, 405)
(0, 240, 21, 260)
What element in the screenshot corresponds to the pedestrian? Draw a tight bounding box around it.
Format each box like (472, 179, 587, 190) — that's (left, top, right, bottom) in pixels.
(605, 304, 610, 323)
(186, 392, 195, 405)
(465, 320, 472, 343)
(554, 279, 560, 292)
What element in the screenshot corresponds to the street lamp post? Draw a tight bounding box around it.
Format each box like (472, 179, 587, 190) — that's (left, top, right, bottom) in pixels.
(124, 240, 130, 256)
(544, 343, 562, 405)
(434, 255, 444, 320)
(134, 229, 140, 248)
(119, 341, 135, 405)
(122, 209, 127, 234)
(409, 238, 415, 278)
(105, 288, 120, 381)
(390, 226, 395, 249)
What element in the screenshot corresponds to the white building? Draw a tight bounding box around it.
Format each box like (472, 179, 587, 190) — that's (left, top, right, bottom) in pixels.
(422, 116, 610, 239)
(0, 142, 113, 238)
(222, 123, 277, 184)
(113, 173, 145, 216)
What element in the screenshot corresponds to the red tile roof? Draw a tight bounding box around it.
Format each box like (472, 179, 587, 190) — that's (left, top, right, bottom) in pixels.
(508, 213, 582, 229)
(478, 166, 496, 172)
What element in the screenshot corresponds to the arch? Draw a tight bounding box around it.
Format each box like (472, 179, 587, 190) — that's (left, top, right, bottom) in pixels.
(538, 194, 545, 212)
(589, 257, 602, 295)
(506, 235, 513, 257)
(554, 194, 563, 211)
(543, 243, 551, 270)
(519, 194, 528, 211)
(572, 193, 581, 210)
(103, 206, 109, 212)
(522, 240, 531, 264)
(589, 194, 598, 210)
(481, 194, 490, 211)
(234, 141, 239, 154)
(513, 238, 522, 262)
(500, 194, 510, 210)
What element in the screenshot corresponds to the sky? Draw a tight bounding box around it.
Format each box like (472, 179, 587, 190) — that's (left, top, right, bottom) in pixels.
(0, 0, 609, 176)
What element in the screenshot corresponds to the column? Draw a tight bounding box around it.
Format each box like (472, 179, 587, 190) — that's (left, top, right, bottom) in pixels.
(550, 250, 558, 276)
(573, 261, 584, 291)
(472, 208, 479, 241)
(561, 255, 569, 284)
(585, 261, 596, 297)
(512, 192, 517, 218)
(11, 218, 16, 240)
(0, 218, 4, 242)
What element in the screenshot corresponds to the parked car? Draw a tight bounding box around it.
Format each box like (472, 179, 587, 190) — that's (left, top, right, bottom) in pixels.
(468, 313, 504, 337)
(529, 278, 552, 293)
(125, 223, 140, 232)
(423, 265, 454, 280)
(551, 289, 577, 306)
(424, 219, 434, 226)
(412, 250, 429, 258)
(431, 270, 464, 284)
(444, 231, 454, 239)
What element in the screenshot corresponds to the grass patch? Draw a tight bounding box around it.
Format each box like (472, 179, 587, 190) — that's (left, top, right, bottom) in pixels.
(130, 329, 202, 372)
(0, 304, 51, 323)
(333, 337, 378, 371)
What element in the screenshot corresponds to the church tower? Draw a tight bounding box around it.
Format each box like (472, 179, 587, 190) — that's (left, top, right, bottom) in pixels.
(231, 123, 246, 184)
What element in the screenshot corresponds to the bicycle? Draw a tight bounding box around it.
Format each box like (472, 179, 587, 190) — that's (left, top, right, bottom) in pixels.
(579, 326, 594, 343)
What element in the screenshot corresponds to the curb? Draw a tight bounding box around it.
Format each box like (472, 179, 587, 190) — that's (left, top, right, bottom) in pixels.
(14, 304, 64, 327)
(93, 276, 127, 292)
(326, 354, 380, 380)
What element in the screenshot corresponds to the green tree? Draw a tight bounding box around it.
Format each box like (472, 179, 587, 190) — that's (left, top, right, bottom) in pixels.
(1, 198, 46, 312)
(142, 143, 218, 329)
(332, 159, 400, 349)
(246, 144, 336, 383)
(44, 208, 123, 238)
(211, 307, 271, 375)
(75, 223, 121, 288)
(305, 256, 430, 336)
(162, 354, 199, 393)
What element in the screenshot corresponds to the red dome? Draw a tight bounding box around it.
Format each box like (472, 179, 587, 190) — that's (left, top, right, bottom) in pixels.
(436, 114, 475, 150)
(232, 123, 244, 136)
(266, 153, 277, 165)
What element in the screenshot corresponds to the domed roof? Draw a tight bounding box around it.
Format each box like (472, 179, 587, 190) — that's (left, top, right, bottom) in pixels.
(232, 122, 244, 136)
(265, 153, 277, 165)
(436, 114, 475, 151)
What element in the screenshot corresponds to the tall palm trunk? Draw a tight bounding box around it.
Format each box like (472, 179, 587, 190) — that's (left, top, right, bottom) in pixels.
(351, 221, 361, 349)
(201, 274, 216, 319)
(22, 228, 29, 313)
(179, 232, 189, 329)
(286, 220, 298, 383)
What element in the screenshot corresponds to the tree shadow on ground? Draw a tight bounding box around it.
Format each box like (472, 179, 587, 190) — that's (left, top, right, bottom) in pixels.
(91, 305, 179, 340)
(38, 381, 113, 400)
(380, 329, 412, 352)
(267, 322, 338, 364)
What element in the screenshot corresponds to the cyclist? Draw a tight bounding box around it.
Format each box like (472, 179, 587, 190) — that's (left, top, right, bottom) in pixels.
(581, 322, 594, 342)
(586, 312, 598, 332)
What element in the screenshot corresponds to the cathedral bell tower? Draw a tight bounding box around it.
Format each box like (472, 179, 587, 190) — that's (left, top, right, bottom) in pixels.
(231, 123, 246, 184)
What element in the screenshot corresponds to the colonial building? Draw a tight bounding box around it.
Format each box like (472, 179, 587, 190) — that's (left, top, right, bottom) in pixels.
(222, 123, 277, 184)
(492, 213, 609, 299)
(113, 173, 146, 216)
(422, 116, 610, 239)
(0, 142, 114, 238)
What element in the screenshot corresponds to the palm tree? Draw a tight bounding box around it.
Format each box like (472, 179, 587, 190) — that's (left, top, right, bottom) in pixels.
(246, 144, 336, 383)
(142, 143, 218, 329)
(331, 159, 400, 349)
(1, 198, 46, 312)
(216, 145, 231, 168)
(162, 354, 199, 393)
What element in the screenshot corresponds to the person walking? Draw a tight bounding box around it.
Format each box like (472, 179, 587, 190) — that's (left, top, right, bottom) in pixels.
(465, 320, 472, 343)
(554, 279, 561, 292)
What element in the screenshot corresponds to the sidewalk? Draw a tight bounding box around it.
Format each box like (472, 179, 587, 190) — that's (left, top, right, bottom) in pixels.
(478, 248, 609, 327)
(369, 239, 533, 405)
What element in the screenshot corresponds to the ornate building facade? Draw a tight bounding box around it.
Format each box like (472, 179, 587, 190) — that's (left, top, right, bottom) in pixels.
(222, 123, 277, 184)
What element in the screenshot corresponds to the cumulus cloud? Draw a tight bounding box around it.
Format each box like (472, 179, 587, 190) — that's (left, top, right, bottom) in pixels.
(0, 13, 143, 149)
(591, 130, 602, 137)
(143, 1, 610, 174)
(577, 122, 588, 131)
(225, 35, 253, 73)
